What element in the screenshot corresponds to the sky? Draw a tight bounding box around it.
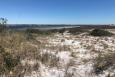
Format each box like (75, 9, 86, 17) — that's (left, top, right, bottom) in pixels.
(0, 0, 115, 24)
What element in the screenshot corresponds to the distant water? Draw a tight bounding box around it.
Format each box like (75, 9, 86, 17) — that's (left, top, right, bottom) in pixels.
(36, 26, 80, 30)
(8, 25, 80, 30)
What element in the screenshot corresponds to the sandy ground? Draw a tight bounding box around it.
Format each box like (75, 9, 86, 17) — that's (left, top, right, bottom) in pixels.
(1, 31, 115, 77)
(20, 32, 115, 77)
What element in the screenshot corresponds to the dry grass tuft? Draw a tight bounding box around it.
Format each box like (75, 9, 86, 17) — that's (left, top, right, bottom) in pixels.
(39, 52, 60, 67)
(94, 53, 115, 75)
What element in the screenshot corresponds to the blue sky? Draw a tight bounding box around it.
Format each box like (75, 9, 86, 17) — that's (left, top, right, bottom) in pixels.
(0, 0, 115, 24)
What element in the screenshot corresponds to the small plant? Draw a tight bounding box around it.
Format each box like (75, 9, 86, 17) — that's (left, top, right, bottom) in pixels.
(90, 29, 113, 36)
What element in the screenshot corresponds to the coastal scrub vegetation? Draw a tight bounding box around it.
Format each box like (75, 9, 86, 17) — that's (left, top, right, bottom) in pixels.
(90, 29, 113, 36)
(0, 18, 115, 77)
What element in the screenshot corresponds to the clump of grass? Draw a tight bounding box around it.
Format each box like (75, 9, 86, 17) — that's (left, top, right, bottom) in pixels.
(39, 52, 59, 67)
(90, 29, 113, 36)
(94, 53, 115, 75)
(0, 46, 20, 74)
(0, 30, 39, 75)
(4, 54, 19, 71)
(64, 60, 76, 77)
(0, 31, 26, 50)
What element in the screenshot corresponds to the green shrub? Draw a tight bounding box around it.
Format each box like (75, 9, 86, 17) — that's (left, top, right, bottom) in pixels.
(90, 29, 113, 36)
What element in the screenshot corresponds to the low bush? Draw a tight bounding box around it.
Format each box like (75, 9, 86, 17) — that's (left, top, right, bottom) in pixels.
(90, 29, 113, 36)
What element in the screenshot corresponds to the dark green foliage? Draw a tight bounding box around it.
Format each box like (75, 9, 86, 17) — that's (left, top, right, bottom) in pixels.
(90, 29, 113, 36)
